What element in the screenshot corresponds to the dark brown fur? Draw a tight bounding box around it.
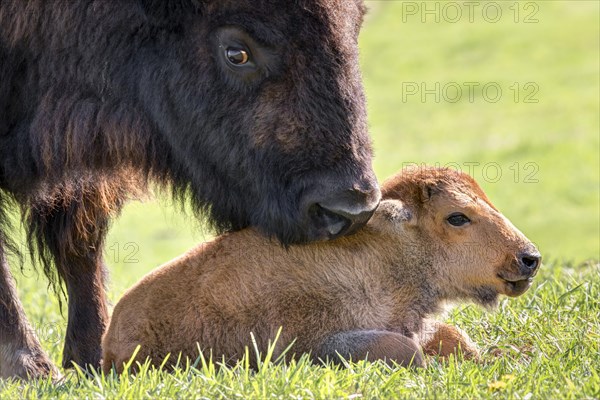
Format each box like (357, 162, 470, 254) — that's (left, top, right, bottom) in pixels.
(0, 0, 380, 378)
(102, 167, 541, 373)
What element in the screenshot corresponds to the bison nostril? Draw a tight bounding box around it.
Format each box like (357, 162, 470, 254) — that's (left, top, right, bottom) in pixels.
(319, 201, 377, 229)
(305, 182, 380, 240)
(308, 200, 377, 240)
(519, 253, 541, 271)
(312, 204, 351, 237)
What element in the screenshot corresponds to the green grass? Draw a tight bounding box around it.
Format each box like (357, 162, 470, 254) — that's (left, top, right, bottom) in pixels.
(2, 261, 599, 399)
(2, 1, 599, 398)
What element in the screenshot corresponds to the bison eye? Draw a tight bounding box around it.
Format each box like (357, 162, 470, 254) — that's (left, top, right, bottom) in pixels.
(447, 212, 471, 227)
(226, 48, 250, 65)
(214, 26, 274, 84)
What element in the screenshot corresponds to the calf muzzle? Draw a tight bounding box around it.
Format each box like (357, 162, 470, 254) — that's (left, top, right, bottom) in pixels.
(498, 248, 541, 297)
(518, 250, 541, 275)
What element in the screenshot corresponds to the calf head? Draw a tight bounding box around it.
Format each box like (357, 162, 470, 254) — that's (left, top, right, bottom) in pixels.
(380, 167, 541, 306)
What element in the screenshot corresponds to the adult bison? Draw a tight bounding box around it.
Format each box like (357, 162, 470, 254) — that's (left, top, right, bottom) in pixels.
(0, 0, 380, 379)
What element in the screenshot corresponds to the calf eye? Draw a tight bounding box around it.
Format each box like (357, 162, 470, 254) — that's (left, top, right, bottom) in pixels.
(226, 48, 250, 65)
(447, 212, 471, 227)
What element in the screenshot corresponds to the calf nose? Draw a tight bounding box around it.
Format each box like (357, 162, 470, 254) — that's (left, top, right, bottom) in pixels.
(518, 251, 541, 274)
(310, 184, 381, 239)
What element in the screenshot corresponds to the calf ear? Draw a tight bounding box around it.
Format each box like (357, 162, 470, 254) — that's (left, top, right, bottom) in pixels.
(420, 180, 440, 203)
(371, 200, 417, 229)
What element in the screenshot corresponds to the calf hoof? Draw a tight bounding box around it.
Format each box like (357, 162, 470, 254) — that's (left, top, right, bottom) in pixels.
(423, 324, 480, 361)
(1, 349, 61, 381)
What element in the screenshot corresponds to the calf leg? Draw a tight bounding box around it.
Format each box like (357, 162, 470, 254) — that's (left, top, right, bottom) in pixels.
(315, 330, 425, 368)
(419, 320, 480, 360)
(0, 244, 59, 379)
(27, 182, 121, 370)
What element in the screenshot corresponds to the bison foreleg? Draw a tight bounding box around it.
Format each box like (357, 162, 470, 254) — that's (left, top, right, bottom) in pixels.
(61, 256, 109, 371)
(0, 244, 60, 379)
(27, 182, 120, 370)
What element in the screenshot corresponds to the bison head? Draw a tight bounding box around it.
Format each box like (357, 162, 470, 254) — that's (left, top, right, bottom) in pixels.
(134, 0, 380, 243)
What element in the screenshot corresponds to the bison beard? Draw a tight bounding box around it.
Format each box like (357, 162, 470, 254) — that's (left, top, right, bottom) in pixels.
(0, 0, 379, 378)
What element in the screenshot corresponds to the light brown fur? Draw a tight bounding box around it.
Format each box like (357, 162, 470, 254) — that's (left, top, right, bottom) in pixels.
(102, 167, 540, 373)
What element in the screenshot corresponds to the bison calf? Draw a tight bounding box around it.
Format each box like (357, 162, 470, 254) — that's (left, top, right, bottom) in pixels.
(102, 167, 541, 372)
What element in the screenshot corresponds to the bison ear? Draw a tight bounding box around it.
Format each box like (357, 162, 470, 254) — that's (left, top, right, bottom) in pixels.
(370, 200, 416, 230)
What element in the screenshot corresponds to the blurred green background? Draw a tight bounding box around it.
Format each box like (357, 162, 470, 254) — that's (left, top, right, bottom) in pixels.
(93, 0, 599, 296)
(362, 0, 599, 266)
(8, 0, 599, 347)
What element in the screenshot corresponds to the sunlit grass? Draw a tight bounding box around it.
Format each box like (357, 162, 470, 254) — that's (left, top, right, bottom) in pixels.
(2, 1, 599, 398)
(2, 262, 599, 398)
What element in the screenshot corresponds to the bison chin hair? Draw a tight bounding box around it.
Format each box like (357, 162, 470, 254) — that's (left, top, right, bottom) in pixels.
(171, 171, 311, 247)
(14, 158, 310, 300)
